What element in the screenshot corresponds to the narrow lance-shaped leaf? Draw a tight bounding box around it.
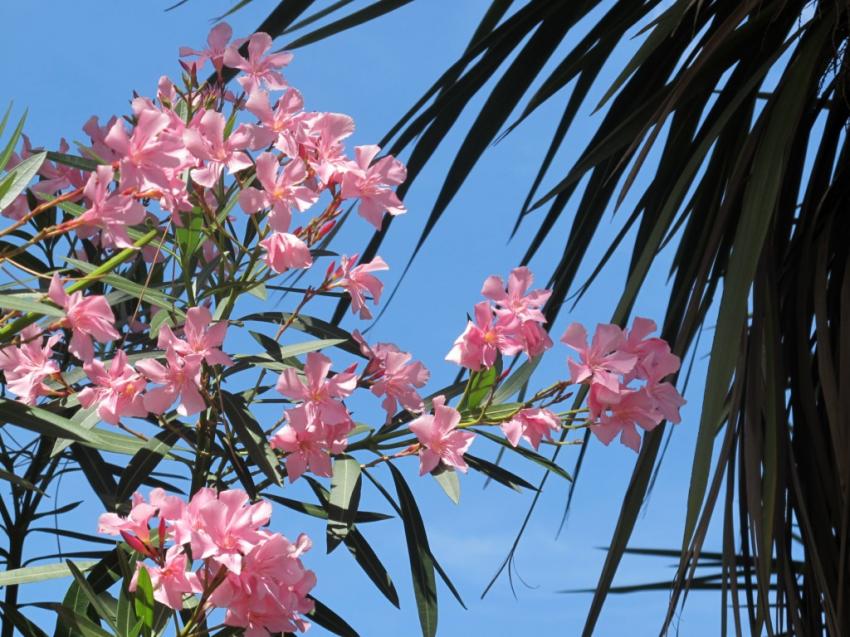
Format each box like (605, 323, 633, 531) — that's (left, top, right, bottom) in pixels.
(327, 455, 362, 553)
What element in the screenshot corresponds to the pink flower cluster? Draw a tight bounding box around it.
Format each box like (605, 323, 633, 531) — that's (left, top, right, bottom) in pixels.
(270, 351, 358, 481)
(563, 318, 686, 451)
(98, 488, 315, 636)
(446, 266, 553, 370)
(354, 330, 430, 420)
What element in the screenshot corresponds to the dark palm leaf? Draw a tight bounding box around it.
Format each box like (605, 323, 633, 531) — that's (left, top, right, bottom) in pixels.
(196, 0, 850, 633)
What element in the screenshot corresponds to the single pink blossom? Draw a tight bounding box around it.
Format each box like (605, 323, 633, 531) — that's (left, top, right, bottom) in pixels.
(561, 322, 637, 394)
(157, 306, 233, 367)
(105, 106, 186, 192)
(32, 139, 86, 193)
(189, 489, 271, 574)
(301, 112, 355, 184)
(136, 350, 205, 416)
(48, 274, 120, 362)
(589, 386, 661, 452)
(340, 145, 407, 229)
(645, 381, 686, 424)
(75, 165, 146, 248)
(82, 115, 121, 163)
(482, 266, 551, 322)
(260, 232, 312, 272)
(97, 491, 158, 543)
(0, 325, 60, 405)
(334, 254, 389, 320)
(245, 87, 306, 154)
(78, 350, 147, 425)
(131, 546, 199, 610)
(409, 395, 475, 475)
(180, 22, 233, 73)
(184, 110, 255, 187)
(445, 301, 523, 371)
(275, 351, 357, 427)
(621, 317, 681, 384)
(269, 406, 344, 482)
(239, 153, 318, 231)
(354, 331, 429, 419)
(500, 408, 561, 450)
(224, 32, 292, 91)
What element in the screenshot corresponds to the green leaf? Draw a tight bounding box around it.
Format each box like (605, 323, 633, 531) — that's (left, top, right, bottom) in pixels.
(175, 207, 204, 260)
(44, 604, 112, 637)
(473, 428, 572, 481)
(343, 528, 400, 608)
(0, 151, 46, 211)
(464, 453, 537, 492)
(387, 462, 437, 637)
(492, 356, 540, 403)
(431, 464, 460, 504)
(221, 390, 283, 487)
(46, 151, 99, 172)
(459, 365, 497, 412)
(0, 108, 27, 173)
(240, 311, 361, 356)
(307, 596, 359, 637)
(133, 566, 154, 635)
(66, 561, 117, 632)
(0, 561, 98, 587)
(284, 0, 414, 49)
(327, 455, 362, 552)
(0, 292, 62, 317)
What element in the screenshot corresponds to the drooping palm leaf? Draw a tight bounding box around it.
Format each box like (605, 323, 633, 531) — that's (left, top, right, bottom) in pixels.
(188, 0, 850, 633)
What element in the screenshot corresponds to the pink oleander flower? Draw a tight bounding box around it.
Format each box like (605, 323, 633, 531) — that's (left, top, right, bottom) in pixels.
(333, 254, 389, 320)
(75, 165, 146, 248)
(0, 325, 60, 405)
(209, 532, 315, 636)
(184, 110, 256, 187)
(48, 274, 120, 362)
(136, 350, 205, 416)
(481, 266, 553, 356)
(270, 406, 346, 482)
(301, 112, 355, 184)
(157, 306, 233, 367)
(622, 317, 682, 384)
(132, 546, 199, 610)
(33, 139, 86, 193)
(589, 386, 661, 452)
(561, 322, 637, 394)
(354, 331, 429, 419)
(224, 32, 292, 92)
(445, 301, 523, 371)
(180, 22, 233, 73)
(409, 395, 475, 475)
(78, 350, 147, 425)
(105, 105, 186, 192)
(189, 489, 272, 575)
(245, 87, 306, 155)
(340, 144, 407, 229)
(239, 152, 319, 232)
(97, 491, 158, 543)
(260, 232, 312, 272)
(500, 407, 561, 450)
(645, 381, 686, 424)
(82, 115, 121, 163)
(275, 351, 357, 426)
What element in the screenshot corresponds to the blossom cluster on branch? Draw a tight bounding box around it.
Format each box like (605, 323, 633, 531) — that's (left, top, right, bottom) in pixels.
(0, 20, 685, 637)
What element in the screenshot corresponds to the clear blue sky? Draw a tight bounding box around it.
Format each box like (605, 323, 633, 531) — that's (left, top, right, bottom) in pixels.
(0, 1, 728, 635)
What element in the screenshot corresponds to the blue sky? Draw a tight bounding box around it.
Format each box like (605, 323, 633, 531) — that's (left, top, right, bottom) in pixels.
(0, 1, 730, 635)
